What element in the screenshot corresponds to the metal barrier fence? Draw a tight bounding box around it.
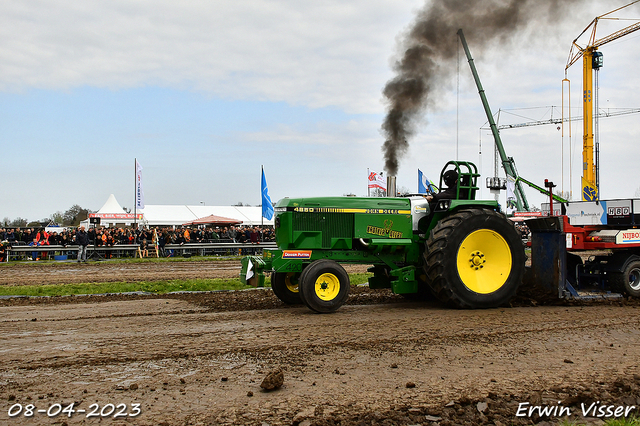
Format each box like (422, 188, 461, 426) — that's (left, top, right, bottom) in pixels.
(3, 242, 277, 262)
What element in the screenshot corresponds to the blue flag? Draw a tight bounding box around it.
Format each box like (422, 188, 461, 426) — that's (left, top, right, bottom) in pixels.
(418, 169, 437, 194)
(261, 168, 274, 220)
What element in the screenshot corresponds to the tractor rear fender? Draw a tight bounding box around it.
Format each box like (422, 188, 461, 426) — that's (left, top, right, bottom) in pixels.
(420, 200, 500, 235)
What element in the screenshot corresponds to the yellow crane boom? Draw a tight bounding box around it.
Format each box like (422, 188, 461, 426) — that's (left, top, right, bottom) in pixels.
(565, 1, 640, 201)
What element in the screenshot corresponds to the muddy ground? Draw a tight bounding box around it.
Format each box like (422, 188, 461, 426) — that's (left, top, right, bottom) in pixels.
(0, 260, 639, 426)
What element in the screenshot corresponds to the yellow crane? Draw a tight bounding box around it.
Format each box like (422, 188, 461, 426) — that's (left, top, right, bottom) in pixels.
(565, 1, 640, 201)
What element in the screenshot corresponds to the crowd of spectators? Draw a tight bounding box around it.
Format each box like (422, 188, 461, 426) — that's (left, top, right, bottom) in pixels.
(0, 225, 275, 261)
(514, 222, 531, 241)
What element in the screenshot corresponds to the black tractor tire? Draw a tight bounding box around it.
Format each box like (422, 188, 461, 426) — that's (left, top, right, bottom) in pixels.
(298, 259, 350, 313)
(424, 208, 525, 309)
(610, 259, 640, 298)
(271, 272, 302, 305)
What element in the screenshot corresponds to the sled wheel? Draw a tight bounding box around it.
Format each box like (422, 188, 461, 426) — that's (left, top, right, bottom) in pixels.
(611, 259, 640, 298)
(271, 272, 302, 304)
(298, 260, 350, 313)
(424, 209, 525, 308)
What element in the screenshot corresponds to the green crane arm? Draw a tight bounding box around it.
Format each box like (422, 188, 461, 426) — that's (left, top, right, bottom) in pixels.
(457, 29, 530, 212)
(516, 176, 567, 203)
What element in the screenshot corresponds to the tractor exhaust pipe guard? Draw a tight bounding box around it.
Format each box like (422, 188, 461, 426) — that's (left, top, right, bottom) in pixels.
(387, 176, 396, 197)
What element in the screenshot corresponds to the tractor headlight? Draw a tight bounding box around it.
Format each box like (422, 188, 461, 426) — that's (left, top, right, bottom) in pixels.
(437, 200, 451, 211)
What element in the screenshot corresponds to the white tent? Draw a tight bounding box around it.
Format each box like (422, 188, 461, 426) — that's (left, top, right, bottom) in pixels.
(97, 194, 124, 215)
(80, 194, 141, 228)
(139, 205, 273, 227)
(85, 195, 274, 228)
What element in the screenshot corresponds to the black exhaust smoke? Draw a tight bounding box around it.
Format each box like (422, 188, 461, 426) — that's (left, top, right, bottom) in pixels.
(381, 0, 580, 176)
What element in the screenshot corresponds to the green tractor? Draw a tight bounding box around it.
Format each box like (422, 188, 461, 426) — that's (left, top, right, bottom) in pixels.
(240, 161, 525, 313)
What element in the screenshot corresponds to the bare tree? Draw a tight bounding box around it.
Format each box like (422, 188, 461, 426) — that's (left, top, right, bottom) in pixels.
(63, 205, 91, 226)
(10, 218, 28, 227)
(397, 186, 411, 196)
(49, 211, 64, 225)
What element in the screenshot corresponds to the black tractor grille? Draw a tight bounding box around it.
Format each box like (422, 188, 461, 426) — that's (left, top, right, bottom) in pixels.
(293, 212, 354, 248)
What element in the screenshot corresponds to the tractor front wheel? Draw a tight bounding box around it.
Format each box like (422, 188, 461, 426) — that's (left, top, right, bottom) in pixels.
(298, 260, 350, 313)
(424, 209, 525, 308)
(271, 272, 302, 304)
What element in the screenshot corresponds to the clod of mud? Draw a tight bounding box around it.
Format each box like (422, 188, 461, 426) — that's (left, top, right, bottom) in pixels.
(260, 368, 284, 391)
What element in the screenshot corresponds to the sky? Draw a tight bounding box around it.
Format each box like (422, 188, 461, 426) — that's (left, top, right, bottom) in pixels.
(2, 0, 640, 223)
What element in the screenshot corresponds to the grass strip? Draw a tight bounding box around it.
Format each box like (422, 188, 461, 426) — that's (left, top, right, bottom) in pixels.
(0, 273, 373, 298)
(0, 279, 252, 297)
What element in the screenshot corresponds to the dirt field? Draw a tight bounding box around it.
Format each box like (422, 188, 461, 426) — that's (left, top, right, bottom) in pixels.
(1, 260, 640, 426)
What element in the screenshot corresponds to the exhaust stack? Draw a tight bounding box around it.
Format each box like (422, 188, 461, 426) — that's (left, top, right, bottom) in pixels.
(387, 176, 396, 198)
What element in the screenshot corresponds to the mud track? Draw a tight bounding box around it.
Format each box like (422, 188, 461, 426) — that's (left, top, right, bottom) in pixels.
(1, 260, 639, 425)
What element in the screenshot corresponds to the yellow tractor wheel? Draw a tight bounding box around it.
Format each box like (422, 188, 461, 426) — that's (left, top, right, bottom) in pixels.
(424, 209, 525, 308)
(298, 260, 350, 313)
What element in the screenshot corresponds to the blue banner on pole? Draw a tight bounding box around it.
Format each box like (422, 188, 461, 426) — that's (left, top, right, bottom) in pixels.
(418, 169, 437, 194)
(261, 168, 274, 220)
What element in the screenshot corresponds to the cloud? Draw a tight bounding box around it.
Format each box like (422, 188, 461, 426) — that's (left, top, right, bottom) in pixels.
(2, 0, 640, 222)
(0, 0, 416, 113)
